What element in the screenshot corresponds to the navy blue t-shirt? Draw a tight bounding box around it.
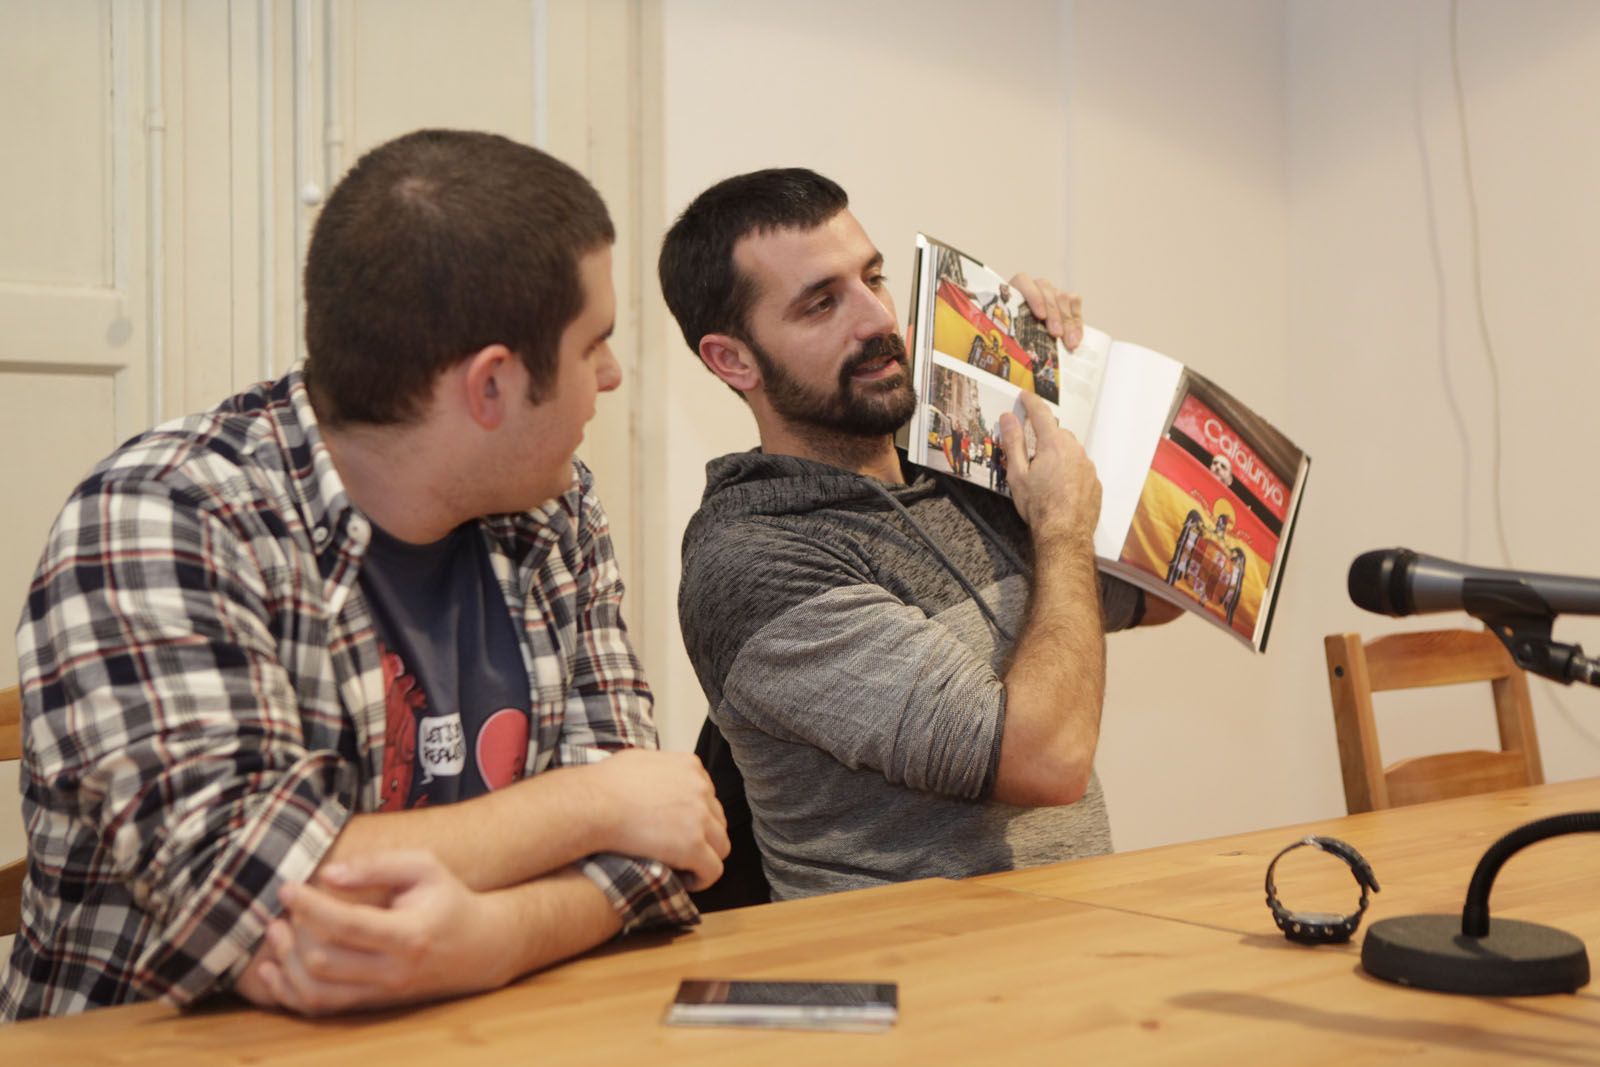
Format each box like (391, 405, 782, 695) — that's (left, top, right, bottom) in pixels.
(359, 521, 532, 811)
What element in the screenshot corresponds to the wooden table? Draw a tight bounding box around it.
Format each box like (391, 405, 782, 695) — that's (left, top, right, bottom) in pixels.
(979, 775, 1600, 935)
(4, 780, 1599, 1064)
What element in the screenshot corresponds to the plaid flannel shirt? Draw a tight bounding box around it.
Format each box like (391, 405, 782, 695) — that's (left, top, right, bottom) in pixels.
(1, 369, 696, 1020)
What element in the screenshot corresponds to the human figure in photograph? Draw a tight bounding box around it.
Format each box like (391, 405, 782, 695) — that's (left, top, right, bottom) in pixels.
(1210, 453, 1234, 488)
(978, 281, 1016, 335)
(659, 168, 1182, 902)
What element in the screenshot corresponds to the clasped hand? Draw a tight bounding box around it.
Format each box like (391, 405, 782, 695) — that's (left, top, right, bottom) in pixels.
(236, 851, 516, 1016)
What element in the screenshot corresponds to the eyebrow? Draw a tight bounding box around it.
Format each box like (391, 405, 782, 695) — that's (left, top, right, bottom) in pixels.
(782, 251, 885, 320)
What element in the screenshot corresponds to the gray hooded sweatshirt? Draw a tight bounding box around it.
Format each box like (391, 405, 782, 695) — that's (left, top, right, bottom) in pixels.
(679, 450, 1144, 900)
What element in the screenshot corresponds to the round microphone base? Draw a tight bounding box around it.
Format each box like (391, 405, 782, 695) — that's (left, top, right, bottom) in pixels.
(1362, 914, 1590, 996)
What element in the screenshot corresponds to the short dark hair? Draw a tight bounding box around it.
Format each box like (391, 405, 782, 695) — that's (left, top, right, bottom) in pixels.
(303, 129, 614, 426)
(658, 168, 848, 356)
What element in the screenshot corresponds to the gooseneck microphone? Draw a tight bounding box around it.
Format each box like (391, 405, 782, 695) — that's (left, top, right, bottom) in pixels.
(1363, 812, 1599, 996)
(1348, 548, 1600, 618)
(1347, 548, 1600, 996)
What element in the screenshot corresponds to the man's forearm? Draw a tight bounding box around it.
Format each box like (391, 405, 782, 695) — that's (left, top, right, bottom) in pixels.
(484, 869, 625, 985)
(988, 389, 1108, 807)
(993, 527, 1107, 806)
(320, 764, 618, 892)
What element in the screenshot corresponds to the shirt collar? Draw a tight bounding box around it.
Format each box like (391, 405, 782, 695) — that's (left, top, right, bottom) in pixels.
(276, 366, 588, 576)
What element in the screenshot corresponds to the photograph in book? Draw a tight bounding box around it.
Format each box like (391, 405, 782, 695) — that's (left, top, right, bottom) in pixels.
(930, 244, 1080, 408)
(920, 358, 1022, 495)
(1115, 371, 1304, 641)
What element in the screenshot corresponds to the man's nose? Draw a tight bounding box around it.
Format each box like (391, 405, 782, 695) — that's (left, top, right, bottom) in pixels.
(855, 287, 898, 338)
(596, 346, 622, 392)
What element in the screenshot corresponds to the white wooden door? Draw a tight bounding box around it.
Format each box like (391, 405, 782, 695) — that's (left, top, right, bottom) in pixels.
(0, 0, 651, 877)
(0, 2, 159, 873)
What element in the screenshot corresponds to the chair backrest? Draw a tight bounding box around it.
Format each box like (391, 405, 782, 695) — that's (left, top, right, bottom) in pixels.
(1, 684, 23, 937)
(0, 684, 18, 763)
(1323, 629, 1544, 814)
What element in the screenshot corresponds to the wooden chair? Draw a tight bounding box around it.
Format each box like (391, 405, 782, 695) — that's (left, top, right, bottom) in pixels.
(1, 684, 22, 937)
(1324, 629, 1544, 814)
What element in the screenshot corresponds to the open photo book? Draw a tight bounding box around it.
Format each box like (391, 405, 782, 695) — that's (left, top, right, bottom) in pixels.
(898, 234, 1310, 651)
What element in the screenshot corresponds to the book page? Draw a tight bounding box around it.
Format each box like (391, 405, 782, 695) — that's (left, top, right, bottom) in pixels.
(1056, 320, 1108, 435)
(1104, 366, 1307, 649)
(1081, 331, 1184, 558)
(666, 979, 898, 1033)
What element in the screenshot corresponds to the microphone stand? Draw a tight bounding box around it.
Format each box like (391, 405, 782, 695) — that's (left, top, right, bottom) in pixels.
(1362, 813, 1599, 994)
(1362, 581, 1600, 993)
(1463, 579, 1600, 686)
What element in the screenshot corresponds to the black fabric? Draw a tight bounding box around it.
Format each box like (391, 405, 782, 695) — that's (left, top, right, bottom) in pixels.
(359, 521, 532, 810)
(690, 717, 772, 912)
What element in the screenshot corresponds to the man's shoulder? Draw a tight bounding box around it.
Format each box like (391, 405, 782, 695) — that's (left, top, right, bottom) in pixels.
(76, 377, 306, 512)
(684, 449, 888, 544)
(682, 491, 868, 578)
(679, 507, 806, 604)
(682, 494, 775, 549)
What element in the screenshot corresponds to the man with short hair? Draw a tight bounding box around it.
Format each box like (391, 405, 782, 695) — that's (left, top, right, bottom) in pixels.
(659, 168, 1177, 901)
(979, 280, 1016, 335)
(2, 129, 727, 1020)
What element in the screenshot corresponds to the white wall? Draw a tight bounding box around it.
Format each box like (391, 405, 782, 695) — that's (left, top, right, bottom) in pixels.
(1287, 0, 1600, 793)
(651, 0, 1301, 847)
(652, 0, 1077, 749)
(1062, 0, 1304, 848)
(653, 0, 1600, 852)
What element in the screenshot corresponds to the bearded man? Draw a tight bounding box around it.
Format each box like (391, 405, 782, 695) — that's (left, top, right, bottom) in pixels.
(658, 169, 1179, 901)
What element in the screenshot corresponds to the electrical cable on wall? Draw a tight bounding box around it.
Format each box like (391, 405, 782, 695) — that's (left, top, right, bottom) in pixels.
(1413, 23, 1472, 558)
(1445, 0, 1600, 750)
(1448, 0, 1511, 567)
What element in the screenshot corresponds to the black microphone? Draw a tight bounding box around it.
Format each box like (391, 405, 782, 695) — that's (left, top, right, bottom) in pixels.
(1348, 548, 1600, 618)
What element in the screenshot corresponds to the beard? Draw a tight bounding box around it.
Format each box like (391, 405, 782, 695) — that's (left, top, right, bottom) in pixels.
(749, 331, 917, 437)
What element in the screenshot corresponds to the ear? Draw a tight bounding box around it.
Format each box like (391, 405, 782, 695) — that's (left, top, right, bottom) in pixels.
(461, 344, 517, 430)
(698, 333, 762, 394)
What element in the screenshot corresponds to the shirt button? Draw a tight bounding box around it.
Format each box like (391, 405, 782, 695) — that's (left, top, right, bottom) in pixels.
(348, 517, 370, 540)
(312, 526, 330, 546)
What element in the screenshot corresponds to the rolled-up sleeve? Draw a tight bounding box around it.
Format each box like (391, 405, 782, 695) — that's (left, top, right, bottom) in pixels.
(1099, 573, 1145, 632)
(17, 481, 354, 1008)
(545, 478, 696, 932)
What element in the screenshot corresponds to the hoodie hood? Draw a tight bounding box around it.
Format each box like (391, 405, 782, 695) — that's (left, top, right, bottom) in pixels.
(688, 448, 940, 536)
(685, 448, 1029, 647)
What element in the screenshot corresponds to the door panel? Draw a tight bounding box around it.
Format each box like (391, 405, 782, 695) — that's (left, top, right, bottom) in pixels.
(0, 0, 148, 677)
(0, 1, 655, 871)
